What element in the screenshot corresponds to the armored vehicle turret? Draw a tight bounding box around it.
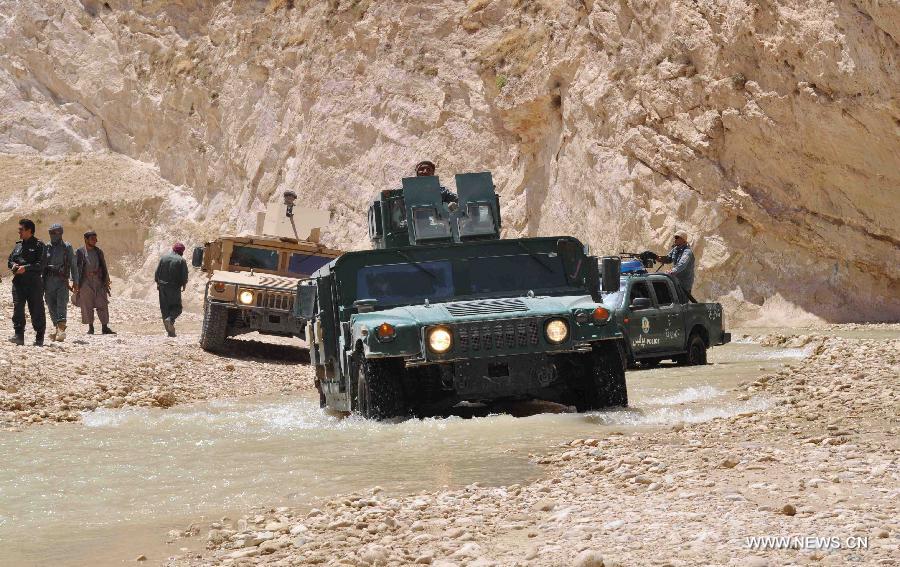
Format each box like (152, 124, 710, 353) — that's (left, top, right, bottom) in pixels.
(298, 172, 628, 420)
(192, 191, 342, 352)
(367, 172, 501, 249)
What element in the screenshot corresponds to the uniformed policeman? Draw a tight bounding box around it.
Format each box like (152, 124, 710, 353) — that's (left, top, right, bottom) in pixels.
(658, 230, 696, 295)
(7, 219, 47, 346)
(154, 242, 190, 337)
(43, 223, 79, 342)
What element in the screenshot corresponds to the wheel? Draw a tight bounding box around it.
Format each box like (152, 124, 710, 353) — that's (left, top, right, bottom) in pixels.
(564, 341, 628, 411)
(200, 302, 229, 352)
(353, 353, 406, 420)
(638, 357, 662, 369)
(676, 332, 707, 366)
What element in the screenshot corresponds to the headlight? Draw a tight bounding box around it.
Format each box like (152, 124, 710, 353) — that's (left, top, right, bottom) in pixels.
(544, 319, 569, 344)
(238, 290, 255, 305)
(427, 326, 453, 353)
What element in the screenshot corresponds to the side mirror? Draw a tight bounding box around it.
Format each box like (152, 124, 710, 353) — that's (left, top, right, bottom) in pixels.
(191, 246, 204, 269)
(296, 283, 317, 319)
(601, 256, 621, 292)
(630, 297, 652, 310)
(353, 299, 378, 313)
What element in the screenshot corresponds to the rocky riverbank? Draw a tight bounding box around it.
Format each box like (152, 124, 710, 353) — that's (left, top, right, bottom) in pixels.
(168, 330, 898, 566)
(0, 280, 314, 430)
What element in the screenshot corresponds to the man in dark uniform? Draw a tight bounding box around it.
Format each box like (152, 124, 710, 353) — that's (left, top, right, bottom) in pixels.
(154, 242, 189, 337)
(43, 223, 79, 342)
(7, 219, 47, 346)
(415, 160, 458, 204)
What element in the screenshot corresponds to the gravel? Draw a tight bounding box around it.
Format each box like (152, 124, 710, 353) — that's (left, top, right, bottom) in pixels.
(165, 330, 899, 566)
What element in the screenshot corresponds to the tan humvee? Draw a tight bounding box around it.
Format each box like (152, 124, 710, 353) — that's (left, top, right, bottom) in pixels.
(192, 192, 342, 351)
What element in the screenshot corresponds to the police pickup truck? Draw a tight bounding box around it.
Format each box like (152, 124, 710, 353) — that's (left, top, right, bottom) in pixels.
(601, 259, 731, 368)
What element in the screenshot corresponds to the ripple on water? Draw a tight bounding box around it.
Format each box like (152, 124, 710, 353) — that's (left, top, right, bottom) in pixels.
(642, 385, 724, 406)
(584, 395, 772, 426)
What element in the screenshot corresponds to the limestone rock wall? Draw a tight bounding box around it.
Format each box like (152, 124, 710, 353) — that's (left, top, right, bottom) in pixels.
(0, 0, 897, 323)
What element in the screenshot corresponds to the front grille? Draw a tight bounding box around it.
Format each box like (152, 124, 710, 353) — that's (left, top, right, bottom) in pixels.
(445, 298, 529, 317)
(455, 317, 541, 354)
(255, 290, 294, 311)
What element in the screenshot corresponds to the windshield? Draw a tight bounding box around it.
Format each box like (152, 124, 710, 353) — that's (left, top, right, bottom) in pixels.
(357, 260, 454, 304)
(288, 253, 333, 277)
(466, 254, 567, 294)
(230, 246, 279, 271)
(353, 253, 575, 306)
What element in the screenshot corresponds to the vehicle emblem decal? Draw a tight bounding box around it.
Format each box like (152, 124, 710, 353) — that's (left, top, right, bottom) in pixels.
(641, 317, 650, 334)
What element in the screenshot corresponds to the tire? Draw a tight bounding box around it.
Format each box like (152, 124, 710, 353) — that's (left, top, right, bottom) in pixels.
(200, 302, 229, 352)
(354, 353, 406, 420)
(676, 332, 707, 366)
(566, 341, 628, 411)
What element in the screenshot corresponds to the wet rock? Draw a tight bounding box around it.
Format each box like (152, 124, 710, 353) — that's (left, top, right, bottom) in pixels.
(135, 555, 147, 562)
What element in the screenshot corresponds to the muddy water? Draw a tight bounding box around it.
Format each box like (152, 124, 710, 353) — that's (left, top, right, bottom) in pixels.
(0, 342, 804, 566)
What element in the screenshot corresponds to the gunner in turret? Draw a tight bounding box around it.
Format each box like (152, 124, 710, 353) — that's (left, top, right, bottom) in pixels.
(415, 160, 458, 204)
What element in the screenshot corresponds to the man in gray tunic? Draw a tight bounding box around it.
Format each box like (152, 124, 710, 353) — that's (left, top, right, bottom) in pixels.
(659, 230, 696, 295)
(43, 223, 79, 342)
(75, 230, 115, 335)
(154, 242, 189, 337)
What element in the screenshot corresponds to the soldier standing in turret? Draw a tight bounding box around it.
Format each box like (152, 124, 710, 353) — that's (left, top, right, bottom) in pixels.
(6, 219, 47, 346)
(43, 223, 79, 342)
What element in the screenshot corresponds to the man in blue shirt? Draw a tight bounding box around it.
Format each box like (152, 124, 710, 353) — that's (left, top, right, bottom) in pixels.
(659, 230, 695, 294)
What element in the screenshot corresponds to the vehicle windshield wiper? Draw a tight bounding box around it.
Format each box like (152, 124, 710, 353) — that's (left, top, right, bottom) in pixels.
(516, 242, 554, 273)
(394, 250, 437, 280)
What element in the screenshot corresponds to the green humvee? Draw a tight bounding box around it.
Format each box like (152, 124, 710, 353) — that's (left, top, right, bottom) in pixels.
(295, 173, 628, 419)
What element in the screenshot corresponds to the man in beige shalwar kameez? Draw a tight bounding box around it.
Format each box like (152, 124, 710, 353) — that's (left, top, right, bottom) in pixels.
(74, 230, 116, 335)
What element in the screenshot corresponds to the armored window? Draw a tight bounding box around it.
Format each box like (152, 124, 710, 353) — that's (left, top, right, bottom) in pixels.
(628, 281, 652, 304)
(466, 254, 568, 295)
(411, 207, 452, 241)
(357, 260, 454, 304)
(651, 280, 675, 305)
(287, 253, 333, 277)
(457, 203, 496, 238)
(388, 198, 407, 231)
(229, 246, 279, 271)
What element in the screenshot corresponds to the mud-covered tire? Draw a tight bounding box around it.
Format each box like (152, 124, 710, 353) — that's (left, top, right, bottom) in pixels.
(200, 302, 229, 352)
(676, 333, 707, 366)
(566, 341, 628, 411)
(354, 353, 406, 420)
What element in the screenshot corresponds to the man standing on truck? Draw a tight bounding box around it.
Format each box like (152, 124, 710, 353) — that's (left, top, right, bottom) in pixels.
(154, 242, 189, 337)
(659, 230, 695, 294)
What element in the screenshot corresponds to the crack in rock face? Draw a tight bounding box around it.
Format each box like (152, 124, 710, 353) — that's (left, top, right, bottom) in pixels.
(0, 0, 897, 323)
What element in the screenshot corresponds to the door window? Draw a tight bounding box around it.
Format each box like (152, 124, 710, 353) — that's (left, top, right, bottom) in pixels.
(652, 280, 675, 306)
(629, 281, 652, 305)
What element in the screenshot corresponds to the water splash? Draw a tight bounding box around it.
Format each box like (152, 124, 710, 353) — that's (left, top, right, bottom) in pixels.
(642, 386, 724, 406)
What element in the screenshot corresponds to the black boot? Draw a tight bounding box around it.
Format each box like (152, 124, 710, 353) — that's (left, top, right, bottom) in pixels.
(101, 325, 116, 335)
(33, 336, 44, 347)
(88, 324, 95, 335)
(8, 333, 24, 346)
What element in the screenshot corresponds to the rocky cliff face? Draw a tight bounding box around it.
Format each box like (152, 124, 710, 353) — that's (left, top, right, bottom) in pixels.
(1, 0, 897, 323)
